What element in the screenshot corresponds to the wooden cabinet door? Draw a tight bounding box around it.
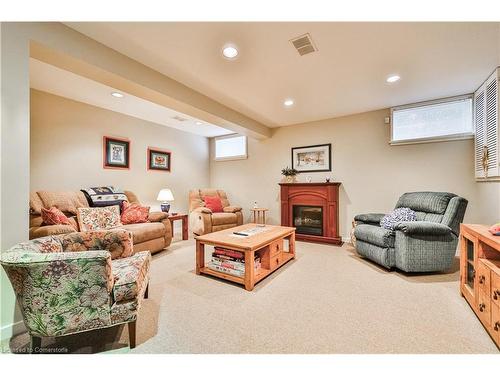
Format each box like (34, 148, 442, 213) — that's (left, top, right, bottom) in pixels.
(491, 302, 500, 345)
(460, 232, 477, 306)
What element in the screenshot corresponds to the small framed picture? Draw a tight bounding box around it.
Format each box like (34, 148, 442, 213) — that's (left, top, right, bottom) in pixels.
(148, 147, 171, 172)
(103, 136, 130, 169)
(291, 143, 331, 173)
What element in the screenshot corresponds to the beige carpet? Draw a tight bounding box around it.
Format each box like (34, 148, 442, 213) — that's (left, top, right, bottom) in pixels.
(8, 238, 499, 353)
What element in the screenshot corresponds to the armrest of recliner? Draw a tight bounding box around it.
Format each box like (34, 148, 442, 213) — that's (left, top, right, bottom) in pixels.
(148, 211, 168, 222)
(29, 224, 77, 239)
(192, 207, 213, 214)
(354, 213, 385, 225)
(223, 206, 242, 213)
(394, 221, 452, 236)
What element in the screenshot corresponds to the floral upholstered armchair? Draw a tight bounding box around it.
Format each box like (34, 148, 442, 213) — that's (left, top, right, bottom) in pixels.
(1, 229, 150, 352)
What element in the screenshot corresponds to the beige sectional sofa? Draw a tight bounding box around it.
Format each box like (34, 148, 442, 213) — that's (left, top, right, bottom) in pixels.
(29, 190, 172, 254)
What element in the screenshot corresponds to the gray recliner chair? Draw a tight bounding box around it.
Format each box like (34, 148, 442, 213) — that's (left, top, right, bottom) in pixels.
(353, 192, 468, 272)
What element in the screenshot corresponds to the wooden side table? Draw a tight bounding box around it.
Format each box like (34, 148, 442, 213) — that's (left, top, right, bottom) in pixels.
(250, 208, 268, 225)
(168, 213, 188, 240)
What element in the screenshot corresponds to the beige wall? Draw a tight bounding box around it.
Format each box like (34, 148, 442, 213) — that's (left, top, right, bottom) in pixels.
(31, 89, 210, 214)
(210, 109, 495, 240)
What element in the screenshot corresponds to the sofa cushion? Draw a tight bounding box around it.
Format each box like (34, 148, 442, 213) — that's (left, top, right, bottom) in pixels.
(204, 195, 223, 213)
(30, 192, 44, 214)
(77, 206, 122, 232)
(122, 222, 165, 243)
(380, 207, 416, 230)
(395, 192, 456, 215)
(354, 224, 395, 248)
(212, 212, 238, 226)
(112, 251, 150, 303)
(41, 206, 77, 229)
(121, 201, 150, 224)
(37, 191, 89, 215)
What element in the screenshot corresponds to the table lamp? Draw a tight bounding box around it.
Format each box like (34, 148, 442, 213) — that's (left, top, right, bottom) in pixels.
(157, 188, 174, 213)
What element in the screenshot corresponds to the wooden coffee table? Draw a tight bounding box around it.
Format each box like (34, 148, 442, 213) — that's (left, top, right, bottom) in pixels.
(195, 224, 296, 291)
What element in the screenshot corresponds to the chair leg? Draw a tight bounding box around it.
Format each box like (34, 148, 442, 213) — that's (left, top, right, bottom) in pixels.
(144, 283, 149, 299)
(30, 335, 42, 354)
(128, 321, 136, 349)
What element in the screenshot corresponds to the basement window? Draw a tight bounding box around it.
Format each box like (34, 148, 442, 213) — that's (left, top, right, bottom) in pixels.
(214, 134, 247, 161)
(390, 95, 473, 145)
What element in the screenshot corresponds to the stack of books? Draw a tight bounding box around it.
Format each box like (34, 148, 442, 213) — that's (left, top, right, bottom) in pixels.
(207, 247, 261, 277)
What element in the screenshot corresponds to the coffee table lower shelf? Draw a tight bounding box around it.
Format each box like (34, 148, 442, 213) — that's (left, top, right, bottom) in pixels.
(199, 252, 295, 287)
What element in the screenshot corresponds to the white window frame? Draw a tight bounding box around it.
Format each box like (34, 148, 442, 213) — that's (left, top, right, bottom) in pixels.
(214, 134, 248, 161)
(390, 94, 474, 146)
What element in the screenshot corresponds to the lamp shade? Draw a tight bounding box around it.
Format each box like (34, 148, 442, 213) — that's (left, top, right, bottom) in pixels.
(157, 188, 174, 202)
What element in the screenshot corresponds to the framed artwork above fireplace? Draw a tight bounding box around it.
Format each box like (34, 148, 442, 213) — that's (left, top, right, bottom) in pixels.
(291, 143, 331, 173)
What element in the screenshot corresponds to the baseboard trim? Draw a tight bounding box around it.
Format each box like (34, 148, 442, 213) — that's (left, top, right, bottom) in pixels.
(1, 320, 26, 341)
(342, 236, 353, 245)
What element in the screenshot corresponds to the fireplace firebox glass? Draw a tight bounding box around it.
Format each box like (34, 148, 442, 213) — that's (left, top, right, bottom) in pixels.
(293, 205, 323, 236)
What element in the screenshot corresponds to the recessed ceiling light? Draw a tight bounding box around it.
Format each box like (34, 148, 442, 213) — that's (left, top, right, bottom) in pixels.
(195, 121, 203, 125)
(386, 75, 401, 83)
(284, 99, 294, 107)
(222, 44, 238, 59)
(111, 92, 124, 98)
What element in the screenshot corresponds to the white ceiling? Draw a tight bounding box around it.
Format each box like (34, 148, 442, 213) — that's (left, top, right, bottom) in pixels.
(29, 58, 232, 137)
(66, 22, 500, 127)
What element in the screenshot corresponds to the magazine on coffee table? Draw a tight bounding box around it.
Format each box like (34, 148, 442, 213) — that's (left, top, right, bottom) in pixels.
(229, 226, 272, 238)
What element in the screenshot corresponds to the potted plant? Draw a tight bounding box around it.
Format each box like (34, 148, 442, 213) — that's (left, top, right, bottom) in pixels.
(281, 166, 299, 183)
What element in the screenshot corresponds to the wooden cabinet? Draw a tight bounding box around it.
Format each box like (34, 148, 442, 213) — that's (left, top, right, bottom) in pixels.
(460, 224, 500, 348)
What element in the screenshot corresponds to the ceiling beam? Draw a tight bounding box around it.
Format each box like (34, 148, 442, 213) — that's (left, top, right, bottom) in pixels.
(29, 23, 271, 139)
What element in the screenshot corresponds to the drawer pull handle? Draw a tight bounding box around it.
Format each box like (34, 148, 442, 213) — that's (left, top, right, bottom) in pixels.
(495, 322, 500, 331)
(478, 275, 485, 284)
(494, 290, 499, 300)
(479, 303, 486, 312)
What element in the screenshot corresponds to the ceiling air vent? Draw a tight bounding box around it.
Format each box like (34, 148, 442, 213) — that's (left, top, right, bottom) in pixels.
(290, 33, 317, 56)
(171, 115, 188, 122)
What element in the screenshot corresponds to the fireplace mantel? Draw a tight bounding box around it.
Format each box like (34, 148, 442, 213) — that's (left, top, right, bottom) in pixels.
(279, 182, 342, 245)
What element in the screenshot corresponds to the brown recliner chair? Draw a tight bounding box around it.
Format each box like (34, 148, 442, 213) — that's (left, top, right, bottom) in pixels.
(189, 189, 243, 235)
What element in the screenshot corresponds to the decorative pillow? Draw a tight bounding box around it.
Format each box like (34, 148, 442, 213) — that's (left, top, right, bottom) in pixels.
(380, 207, 417, 230)
(203, 196, 223, 213)
(77, 205, 122, 232)
(41, 206, 78, 229)
(121, 201, 150, 224)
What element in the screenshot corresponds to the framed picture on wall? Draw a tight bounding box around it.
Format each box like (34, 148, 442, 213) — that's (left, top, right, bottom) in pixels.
(291, 143, 331, 173)
(148, 147, 171, 172)
(103, 136, 130, 169)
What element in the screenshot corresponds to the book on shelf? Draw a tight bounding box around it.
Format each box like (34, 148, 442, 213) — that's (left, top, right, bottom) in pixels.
(213, 247, 245, 260)
(212, 253, 259, 263)
(207, 262, 245, 277)
(210, 257, 261, 272)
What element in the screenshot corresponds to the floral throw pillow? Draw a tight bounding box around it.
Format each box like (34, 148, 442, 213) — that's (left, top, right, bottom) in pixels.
(41, 206, 78, 229)
(380, 207, 417, 230)
(77, 205, 122, 232)
(121, 201, 150, 224)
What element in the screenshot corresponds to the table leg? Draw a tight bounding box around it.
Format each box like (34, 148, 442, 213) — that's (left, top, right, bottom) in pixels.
(196, 241, 205, 275)
(289, 232, 296, 258)
(182, 216, 188, 240)
(244, 250, 255, 291)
